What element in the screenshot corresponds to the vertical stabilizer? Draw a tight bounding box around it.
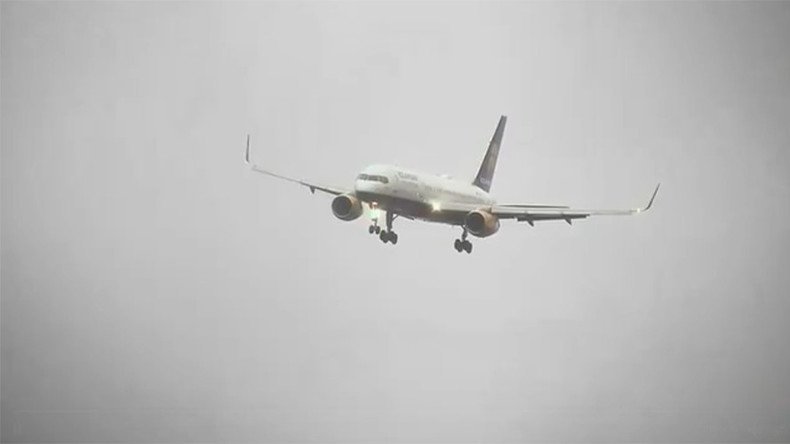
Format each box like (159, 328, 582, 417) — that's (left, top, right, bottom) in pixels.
(472, 115, 507, 192)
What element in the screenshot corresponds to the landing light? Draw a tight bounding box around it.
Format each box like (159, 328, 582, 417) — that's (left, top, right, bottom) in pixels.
(431, 201, 442, 212)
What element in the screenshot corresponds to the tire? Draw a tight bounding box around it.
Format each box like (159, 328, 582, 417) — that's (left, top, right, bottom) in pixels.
(454, 239, 461, 252)
(368, 225, 375, 234)
(379, 231, 389, 243)
(375, 226, 381, 234)
(391, 232, 398, 244)
(464, 241, 473, 254)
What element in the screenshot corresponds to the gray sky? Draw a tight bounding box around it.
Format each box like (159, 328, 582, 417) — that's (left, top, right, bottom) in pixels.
(2, 1, 790, 442)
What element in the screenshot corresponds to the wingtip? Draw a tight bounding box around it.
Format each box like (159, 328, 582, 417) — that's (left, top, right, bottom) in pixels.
(644, 182, 660, 212)
(244, 134, 251, 164)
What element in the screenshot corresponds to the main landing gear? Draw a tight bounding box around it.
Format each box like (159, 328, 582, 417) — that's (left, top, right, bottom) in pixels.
(370, 210, 398, 245)
(379, 229, 398, 244)
(454, 229, 472, 254)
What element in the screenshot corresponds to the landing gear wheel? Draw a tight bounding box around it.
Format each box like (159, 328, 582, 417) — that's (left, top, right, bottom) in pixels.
(378, 230, 398, 245)
(375, 213, 398, 245)
(368, 225, 375, 234)
(454, 239, 462, 252)
(463, 240, 473, 254)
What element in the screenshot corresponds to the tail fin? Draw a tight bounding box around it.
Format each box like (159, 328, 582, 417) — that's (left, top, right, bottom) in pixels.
(472, 115, 507, 192)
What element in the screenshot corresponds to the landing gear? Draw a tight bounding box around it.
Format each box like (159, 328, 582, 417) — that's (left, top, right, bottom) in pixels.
(374, 211, 399, 245)
(454, 239, 472, 253)
(379, 230, 398, 244)
(368, 203, 383, 235)
(454, 229, 472, 254)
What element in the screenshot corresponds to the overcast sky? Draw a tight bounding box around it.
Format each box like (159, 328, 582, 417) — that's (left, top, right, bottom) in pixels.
(3, 1, 790, 442)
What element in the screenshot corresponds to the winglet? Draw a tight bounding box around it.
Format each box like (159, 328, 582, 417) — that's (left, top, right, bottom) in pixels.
(245, 134, 253, 166)
(637, 183, 661, 213)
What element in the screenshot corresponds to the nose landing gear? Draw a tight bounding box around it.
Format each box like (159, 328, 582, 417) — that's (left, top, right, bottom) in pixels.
(368, 203, 383, 235)
(454, 229, 472, 253)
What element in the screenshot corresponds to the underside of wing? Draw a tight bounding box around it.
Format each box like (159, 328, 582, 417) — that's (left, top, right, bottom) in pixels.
(492, 184, 660, 225)
(496, 203, 570, 209)
(436, 184, 660, 226)
(244, 135, 349, 196)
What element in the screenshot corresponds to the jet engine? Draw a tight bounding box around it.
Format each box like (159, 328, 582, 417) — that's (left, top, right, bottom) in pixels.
(331, 194, 363, 221)
(464, 210, 500, 237)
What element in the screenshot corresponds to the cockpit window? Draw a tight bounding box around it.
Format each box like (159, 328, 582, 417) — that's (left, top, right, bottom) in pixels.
(356, 173, 389, 184)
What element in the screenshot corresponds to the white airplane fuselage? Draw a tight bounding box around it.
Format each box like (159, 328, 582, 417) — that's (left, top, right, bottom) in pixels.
(353, 164, 494, 226)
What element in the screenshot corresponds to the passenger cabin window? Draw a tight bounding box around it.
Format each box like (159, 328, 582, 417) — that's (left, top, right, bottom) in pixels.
(356, 173, 389, 184)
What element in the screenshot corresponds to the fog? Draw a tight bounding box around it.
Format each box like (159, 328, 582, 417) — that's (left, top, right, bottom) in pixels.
(3, 2, 790, 442)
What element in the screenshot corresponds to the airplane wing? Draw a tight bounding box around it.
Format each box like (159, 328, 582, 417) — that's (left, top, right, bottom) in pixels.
(244, 135, 349, 196)
(439, 184, 660, 225)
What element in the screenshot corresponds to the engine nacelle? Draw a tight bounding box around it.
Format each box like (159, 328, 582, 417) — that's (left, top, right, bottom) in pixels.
(331, 194, 363, 221)
(464, 210, 500, 237)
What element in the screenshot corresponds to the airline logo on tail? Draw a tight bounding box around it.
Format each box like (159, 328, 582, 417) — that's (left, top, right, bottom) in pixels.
(472, 115, 507, 193)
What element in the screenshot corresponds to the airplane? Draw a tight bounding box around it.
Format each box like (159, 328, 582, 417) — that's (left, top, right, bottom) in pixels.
(244, 115, 659, 254)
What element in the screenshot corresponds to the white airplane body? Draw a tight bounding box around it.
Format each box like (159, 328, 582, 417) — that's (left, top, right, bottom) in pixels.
(245, 116, 659, 253)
